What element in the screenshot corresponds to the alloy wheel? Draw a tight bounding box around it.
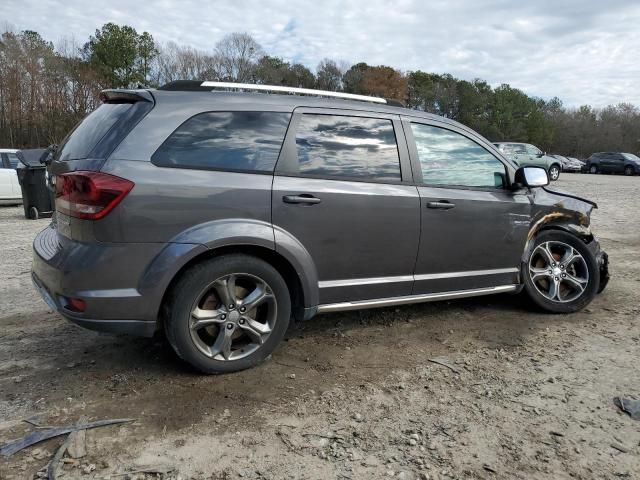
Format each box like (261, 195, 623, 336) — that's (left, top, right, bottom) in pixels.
(189, 273, 277, 361)
(528, 241, 589, 303)
(549, 166, 560, 181)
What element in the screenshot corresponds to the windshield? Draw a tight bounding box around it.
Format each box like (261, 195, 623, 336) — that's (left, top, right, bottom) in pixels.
(622, 153, 640, 162)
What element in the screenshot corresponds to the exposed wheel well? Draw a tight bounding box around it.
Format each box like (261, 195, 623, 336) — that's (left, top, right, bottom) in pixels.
(159, 245, 305, 330)
(535, 225, 593, 247)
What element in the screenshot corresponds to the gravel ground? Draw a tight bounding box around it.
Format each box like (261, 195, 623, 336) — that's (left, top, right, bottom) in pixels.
(0, 173, 638, 480)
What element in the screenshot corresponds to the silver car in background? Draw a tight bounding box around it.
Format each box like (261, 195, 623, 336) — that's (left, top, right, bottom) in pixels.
(494, 142, 562, 181)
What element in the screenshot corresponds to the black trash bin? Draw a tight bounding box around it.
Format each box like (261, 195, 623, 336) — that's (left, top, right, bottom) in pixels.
(16, 149, 54, 220)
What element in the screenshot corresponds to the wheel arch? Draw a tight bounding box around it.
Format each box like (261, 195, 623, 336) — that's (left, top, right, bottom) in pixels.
(157, 244, 312, 327)
(522, 215, 594, 264)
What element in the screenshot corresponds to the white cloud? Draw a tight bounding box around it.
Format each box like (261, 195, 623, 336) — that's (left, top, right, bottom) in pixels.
(1, 0, 638, 107)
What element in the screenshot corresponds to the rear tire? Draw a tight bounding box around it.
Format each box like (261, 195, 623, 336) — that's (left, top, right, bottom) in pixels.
(589, 165, 598, 174)
(166, 254, 291, 373)
(523, 230, 599, 314)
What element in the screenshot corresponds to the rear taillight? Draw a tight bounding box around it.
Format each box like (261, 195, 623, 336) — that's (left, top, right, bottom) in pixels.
(55, 171, 134, 220)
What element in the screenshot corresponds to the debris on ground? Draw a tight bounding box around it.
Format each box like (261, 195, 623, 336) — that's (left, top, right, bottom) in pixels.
(66, 415, 88, 459)
(0, 418, 135, 457)
(613, 396, 640, 420)
(427, 357, 460, 374)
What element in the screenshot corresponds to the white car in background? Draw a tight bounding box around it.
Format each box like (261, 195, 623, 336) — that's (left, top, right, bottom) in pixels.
(0, 149, 22, 205)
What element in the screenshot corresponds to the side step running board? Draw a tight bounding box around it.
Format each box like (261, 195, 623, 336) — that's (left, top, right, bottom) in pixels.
(316, 285, 518, 313)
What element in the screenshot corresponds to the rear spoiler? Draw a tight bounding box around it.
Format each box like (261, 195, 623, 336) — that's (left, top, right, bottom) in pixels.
(99, 89, 154, 104)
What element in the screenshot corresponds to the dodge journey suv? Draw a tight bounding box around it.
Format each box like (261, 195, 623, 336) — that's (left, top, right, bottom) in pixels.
(32, 81, 609, 373)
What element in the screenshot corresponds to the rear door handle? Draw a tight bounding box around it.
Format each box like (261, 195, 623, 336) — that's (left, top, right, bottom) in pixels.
(283, 194, 322, 205)
(427, 201, 455, 210)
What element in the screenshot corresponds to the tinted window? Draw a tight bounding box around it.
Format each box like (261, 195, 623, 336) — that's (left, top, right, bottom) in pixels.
(507, 144, 526, 154)
(291, 114, 401, 181)
(6, 153, 19, 168)
(57, 103, 133, 161)
(623, 153, 640, 161)
(152, 111, 290, 173)
(411, 123, 506, 188)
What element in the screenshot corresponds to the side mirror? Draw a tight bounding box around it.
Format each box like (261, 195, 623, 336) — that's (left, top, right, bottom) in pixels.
(514, 166, 549, 188)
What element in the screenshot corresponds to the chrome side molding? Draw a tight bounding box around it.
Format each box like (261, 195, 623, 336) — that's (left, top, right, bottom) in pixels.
(319, 268, 519, 289)
(317, 285, 518, 313)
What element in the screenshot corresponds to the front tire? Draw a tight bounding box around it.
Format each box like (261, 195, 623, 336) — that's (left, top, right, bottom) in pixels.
(548, 164, 561, 181)
(624, 165, 634, 176)
(589, 165, 598, 174)
(523, 231, 599, 313)
(166, 254, 291, 373)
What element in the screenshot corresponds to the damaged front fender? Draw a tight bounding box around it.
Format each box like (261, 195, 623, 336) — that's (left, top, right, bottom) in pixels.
(522, 187, 596, 262)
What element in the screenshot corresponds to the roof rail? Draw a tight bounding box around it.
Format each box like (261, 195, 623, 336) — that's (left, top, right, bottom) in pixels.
(200, 81, 387, 104)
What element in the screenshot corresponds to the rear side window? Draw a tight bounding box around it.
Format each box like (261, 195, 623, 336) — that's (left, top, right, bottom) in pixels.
(290, 114, 401, 182)
(152, 111, 290, 173)
(57, 103, 134, 161)
(411, 123, 506, 189)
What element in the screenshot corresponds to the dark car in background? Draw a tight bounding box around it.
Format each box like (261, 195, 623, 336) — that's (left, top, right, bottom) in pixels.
(586, 152, 640, 175)
(32, 81, 609, 373)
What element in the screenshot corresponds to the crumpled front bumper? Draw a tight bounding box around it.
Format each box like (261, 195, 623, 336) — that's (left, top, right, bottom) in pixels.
(596, 250, 610, 294)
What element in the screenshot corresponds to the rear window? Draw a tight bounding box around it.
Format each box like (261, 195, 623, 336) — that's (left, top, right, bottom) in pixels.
(152, 111, 291, 173)
(289, 114, 401, 182)
(57, 103, 134, 161)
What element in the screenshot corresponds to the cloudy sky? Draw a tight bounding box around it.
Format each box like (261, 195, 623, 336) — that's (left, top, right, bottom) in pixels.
(2, 0, 638, 107)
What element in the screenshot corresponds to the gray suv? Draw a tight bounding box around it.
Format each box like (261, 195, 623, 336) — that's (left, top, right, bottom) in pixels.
(32, 81, 609, 373)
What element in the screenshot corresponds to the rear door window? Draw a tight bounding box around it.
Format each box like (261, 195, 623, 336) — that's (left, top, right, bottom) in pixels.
(287, 114, 401, 182)
(152, 111, 291, 173)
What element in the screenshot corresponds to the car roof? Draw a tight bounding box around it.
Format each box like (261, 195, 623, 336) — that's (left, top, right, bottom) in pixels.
(0, 149, 19, 153)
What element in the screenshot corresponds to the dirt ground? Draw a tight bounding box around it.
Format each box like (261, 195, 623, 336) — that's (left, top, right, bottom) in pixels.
(0, 173, 638, 480)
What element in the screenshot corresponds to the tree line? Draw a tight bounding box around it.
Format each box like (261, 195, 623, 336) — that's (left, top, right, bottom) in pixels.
(1, 23, 638, 158)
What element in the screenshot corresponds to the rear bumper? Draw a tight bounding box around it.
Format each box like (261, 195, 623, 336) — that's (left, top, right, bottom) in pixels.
(31, 225, 164, 337)
(32, 272, 156, 336)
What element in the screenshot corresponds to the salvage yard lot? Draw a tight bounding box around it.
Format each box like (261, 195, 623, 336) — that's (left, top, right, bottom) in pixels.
(0, 173, 639, 479)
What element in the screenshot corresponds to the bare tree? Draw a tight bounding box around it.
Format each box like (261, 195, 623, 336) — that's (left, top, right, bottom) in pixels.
(214, 33, 263, 82)
(152, 41, 222, 86)
(315, 59, 343, 91)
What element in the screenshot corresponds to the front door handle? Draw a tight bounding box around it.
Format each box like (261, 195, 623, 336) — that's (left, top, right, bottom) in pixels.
(427, 201, 455, 210)
(283, 194, 322, 205)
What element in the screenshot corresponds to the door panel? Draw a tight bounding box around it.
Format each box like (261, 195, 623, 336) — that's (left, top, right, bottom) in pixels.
(404, 120, 531, 294)
(414, 186, 530, 293)
(272, 109, 420, 305)
(272, 176, 420, 304)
